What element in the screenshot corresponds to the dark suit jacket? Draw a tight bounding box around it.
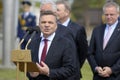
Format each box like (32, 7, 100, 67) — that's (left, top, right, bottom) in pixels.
(65, 20, 88, 79)
(27, 27, 77, 80)
(87, 22, 120, 80)
(56, 24, 74, 42)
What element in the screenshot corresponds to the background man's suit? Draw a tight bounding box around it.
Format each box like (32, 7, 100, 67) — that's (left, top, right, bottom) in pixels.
(27, 26, 77, 80)
(63, 20, 88, 79)
(88, 22, 120, 80)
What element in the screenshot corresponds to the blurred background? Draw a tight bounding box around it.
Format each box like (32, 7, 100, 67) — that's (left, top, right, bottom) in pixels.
(0, 0, 120, 80)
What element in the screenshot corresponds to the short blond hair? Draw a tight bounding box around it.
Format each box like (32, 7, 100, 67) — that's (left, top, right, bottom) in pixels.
(103, 2, 119, 13)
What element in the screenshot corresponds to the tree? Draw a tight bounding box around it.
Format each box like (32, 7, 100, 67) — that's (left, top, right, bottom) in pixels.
(72, 0, 105, 21)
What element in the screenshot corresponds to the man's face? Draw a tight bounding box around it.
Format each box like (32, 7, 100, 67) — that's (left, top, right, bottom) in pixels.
(22, 4, 30, 12)
(56, 4, 68, 21)
(39, 15, 57, 37)
(104, 6, 119, 25)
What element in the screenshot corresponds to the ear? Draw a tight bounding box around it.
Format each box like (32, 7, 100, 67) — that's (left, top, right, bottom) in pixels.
(65, 9, 70, 16)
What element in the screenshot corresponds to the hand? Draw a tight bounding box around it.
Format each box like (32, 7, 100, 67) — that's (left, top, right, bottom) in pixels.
(95, 66, 103, 74)
(36, 61, 50, 76)
(29, 72, 39, 77)
(95, 66, 112, 77)
(102, 66, 112, 77)
(95, 66, 105, 77)
(98, 69, 110, 77)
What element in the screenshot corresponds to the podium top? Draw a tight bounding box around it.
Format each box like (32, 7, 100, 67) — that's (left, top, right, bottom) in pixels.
(11, 50, 31, 62)
(11, 50, 39, 72)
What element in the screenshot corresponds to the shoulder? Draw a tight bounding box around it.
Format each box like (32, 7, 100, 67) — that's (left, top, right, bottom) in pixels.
(57, 24, 70, 32)
(56, 34, 75, 48)
(92, 24, 105, 35)
(71, 21, 86, 33)
(57, 24, 74, 36)
(69, 20, 80, 26)
(70, 20, 85, 30)
(94, 24, 105, 31)
(57, 23, 65, 28)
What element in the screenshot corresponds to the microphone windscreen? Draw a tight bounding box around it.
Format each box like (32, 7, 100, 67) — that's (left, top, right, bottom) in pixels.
(26, 26, 40, 34)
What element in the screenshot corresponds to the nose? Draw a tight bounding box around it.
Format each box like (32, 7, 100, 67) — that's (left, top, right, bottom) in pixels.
(107, 15, 111, 18)
(44, 22, 50, 27)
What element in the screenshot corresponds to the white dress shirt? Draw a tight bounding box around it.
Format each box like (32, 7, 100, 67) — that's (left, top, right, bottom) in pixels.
(104, 20, 118, 39)
(62, 18, 70, 27)
(38, 32, 55, 62)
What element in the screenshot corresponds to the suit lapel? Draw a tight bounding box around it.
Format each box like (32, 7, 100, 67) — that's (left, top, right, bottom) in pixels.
(45, 34, 59, 63)
(67, 20, 72, 28)
(34, 37, 41, 62)
(105, 23, 120, 49)
(100, 24, 106, 50)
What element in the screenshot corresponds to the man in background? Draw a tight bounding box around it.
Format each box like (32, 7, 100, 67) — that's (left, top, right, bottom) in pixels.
(17, 1, 36, 49)
(87, 2, 120, 80)
(56, 1, 88, 80)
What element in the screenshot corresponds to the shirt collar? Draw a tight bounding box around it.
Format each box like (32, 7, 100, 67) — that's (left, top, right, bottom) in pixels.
(23, 12, 29, 18)
(106, 20, 118, 29)
(62, 18, 70, 27)
(40, 32, 55, 41)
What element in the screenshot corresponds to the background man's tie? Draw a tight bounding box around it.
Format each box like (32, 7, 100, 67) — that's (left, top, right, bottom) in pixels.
(103, 27, 112, 49)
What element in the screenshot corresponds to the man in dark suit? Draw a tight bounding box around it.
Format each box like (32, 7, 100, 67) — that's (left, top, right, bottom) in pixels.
(56, 1, 88, 80)
(87, 2, 120, 80)
(17, 1, 36, 49)
(27, 11, 77, 80)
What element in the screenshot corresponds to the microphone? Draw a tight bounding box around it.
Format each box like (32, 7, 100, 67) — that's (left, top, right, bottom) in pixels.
(25, 31, 37, 50)
(18, 26, 40, 49)
(18, 31, 30, 49)
(26, 26, 40, 34)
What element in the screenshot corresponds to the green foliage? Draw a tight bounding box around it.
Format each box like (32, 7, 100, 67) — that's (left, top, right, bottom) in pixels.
(115, 0, 120, 5)
(89, 0, 105, 8)
(35, 2, 41, 7)
(72, 0, 106, 21)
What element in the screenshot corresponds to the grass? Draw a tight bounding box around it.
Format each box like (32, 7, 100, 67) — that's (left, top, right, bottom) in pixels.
(0, 68, 25, 80)
(0, 62, 93, 80)
(81, 62, 93, 80)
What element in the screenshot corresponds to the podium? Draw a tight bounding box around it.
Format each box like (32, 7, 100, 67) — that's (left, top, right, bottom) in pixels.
(11, 50, 39, 80)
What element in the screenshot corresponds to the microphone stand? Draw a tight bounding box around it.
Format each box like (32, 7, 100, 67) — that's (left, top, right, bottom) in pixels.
(25, 31, 36, 50)
(17, 31, 30, 49)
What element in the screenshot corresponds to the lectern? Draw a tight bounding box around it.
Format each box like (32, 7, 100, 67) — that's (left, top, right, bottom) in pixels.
(11, 37, 39, 80)
(11, 50, 39, 80)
